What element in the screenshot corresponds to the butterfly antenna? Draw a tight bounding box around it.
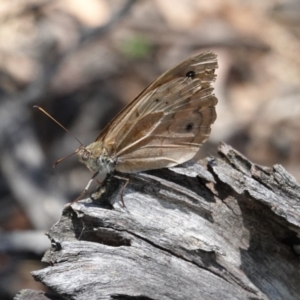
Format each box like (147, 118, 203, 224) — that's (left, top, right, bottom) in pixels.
(34, 106, 84, 146)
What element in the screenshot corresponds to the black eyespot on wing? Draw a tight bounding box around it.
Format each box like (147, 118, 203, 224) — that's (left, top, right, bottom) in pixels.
(185, 122, 194, 132)
(186, 71, 195, 79)
(155, 99, 160, 103)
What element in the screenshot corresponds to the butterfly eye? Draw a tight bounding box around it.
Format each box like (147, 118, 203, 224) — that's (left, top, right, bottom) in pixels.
(186, 70, 195, 79)
(81, 151, 90, 161)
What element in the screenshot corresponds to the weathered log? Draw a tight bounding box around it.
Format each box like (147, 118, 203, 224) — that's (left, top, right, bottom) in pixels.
(15, 143, 300, 300)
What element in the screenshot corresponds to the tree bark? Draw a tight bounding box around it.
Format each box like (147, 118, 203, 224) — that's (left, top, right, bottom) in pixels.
(15, 143, 300, 300)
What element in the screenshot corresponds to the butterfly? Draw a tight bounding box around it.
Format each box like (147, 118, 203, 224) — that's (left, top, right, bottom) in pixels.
(77, 51, 218, 198)
(36, 51, 218, 203)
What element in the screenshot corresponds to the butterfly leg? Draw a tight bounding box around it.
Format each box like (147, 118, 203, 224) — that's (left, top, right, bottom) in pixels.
(71, 171, 99, 203)
(113, 175, 129, 207)
(84, 171, 99, 193)
(96, 179, 102, 185)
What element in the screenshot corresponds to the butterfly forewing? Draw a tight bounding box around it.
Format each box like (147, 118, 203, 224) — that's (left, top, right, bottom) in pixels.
(95, 51, 218, 173)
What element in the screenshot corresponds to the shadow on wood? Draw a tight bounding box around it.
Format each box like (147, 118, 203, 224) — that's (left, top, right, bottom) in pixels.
(15, 143, 300, 300)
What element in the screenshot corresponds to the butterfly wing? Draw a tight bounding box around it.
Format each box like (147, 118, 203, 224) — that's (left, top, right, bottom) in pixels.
(96, 51, 218, 173)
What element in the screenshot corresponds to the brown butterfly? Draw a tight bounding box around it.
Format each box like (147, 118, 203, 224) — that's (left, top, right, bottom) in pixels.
(36, 51, 218, 203)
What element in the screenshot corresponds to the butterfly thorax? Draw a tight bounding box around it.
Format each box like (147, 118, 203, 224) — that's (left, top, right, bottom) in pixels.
(77, 142, 116, 175)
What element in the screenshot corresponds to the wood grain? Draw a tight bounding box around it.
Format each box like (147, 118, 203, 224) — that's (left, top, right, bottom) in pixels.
(15, 143, 300, 300)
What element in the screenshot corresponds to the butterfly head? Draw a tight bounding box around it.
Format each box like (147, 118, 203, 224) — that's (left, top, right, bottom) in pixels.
(77, 142, 116, 175)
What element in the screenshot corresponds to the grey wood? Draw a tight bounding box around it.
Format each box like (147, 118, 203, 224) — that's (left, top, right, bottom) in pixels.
(17, 143, 300, 300)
